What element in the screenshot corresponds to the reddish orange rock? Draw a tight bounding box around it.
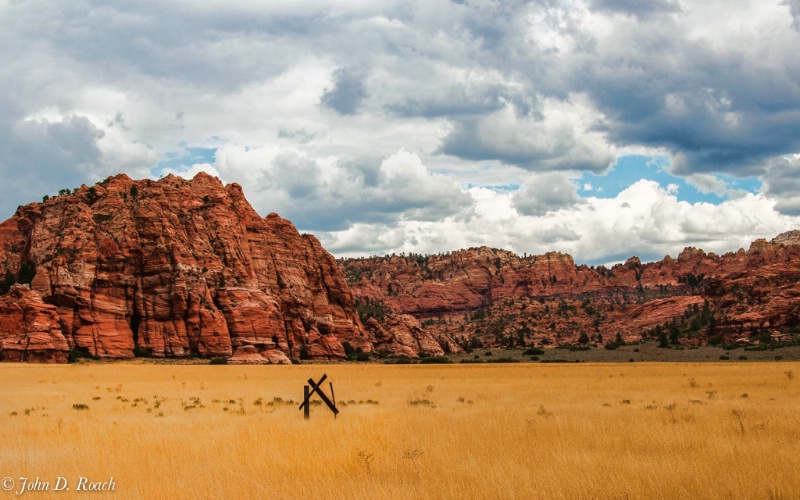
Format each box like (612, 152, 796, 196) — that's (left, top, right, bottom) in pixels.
(343, 232, 800, 349)
(0, 173, 366, 362)
(0, 285, 69, 363)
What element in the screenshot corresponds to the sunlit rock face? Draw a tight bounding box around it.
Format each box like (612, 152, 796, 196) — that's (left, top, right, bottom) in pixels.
(0, 173, 372, 362)
(343, 232, 800, 349)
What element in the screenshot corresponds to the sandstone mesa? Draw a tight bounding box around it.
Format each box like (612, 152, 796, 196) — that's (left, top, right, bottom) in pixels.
(0, 173, 383, 362)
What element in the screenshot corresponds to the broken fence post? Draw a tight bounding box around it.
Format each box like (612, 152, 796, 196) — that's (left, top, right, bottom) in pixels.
(299, 373, 339, 419)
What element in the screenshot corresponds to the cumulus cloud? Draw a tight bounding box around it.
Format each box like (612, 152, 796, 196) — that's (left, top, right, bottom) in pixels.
(576, 0, 800, 179)
(784, 0, 800, 31)
(1, 0, 799, 264)
(325, 179, 797, 265)
(0, 114, 106, 209)
(320, 67, 368, 115)
(512, 172, 582, 216)
(438, 98, 614, 172)
(213, 147, 472, 231)
(686, 173, 728, 197)
(589, 0, 681, 19)
(763, 155, 800, 215)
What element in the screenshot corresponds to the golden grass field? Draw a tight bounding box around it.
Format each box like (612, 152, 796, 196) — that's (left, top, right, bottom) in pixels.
(1, 361, 798, 499)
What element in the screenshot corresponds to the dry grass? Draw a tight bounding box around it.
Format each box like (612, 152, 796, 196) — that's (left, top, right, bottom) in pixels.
(1, 362, 798, 499)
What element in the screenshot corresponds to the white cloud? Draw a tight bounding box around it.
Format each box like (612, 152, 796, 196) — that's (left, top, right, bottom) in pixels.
(0, 0, 798, 265)
(686, 173, 727, 196)
(326, 179, 799, 264)
(209, 147, 472, 231)
(512, 172, 583, 216)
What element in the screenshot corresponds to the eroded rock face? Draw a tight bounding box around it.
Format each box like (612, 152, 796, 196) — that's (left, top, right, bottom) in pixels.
(0, 173, 370, 362)
(363, 314, 445, 357)
(0, 285, 68, 363)
(343, 231, 800, 349)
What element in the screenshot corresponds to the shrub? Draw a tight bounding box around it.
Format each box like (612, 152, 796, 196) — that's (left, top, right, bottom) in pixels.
(382, 357, 415, 364)
(523, 347, 544, 356)
(133, 346, 152, 358)
(85, 186, 99, 204)
(485, 357, 520, 363)
(419, 356, 452, 364)
(72, 404, 90, 410)
(342, 341, 357, 358)
(67, 348, 100, 363)
(355, 352, 371, 362)
(209, 357, 228, 365)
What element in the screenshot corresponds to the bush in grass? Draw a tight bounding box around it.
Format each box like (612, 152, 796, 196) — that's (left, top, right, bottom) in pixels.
(419, 356, 452, 364)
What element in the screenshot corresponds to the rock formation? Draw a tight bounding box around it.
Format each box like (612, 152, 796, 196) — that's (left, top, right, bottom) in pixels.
(342, 233, 800, 349)
(0, 173, 375, 362)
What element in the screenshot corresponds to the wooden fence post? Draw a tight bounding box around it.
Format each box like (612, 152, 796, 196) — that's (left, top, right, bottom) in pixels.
(303, 385, 310, 420)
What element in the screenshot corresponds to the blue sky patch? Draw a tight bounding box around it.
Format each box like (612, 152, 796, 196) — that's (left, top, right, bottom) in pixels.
(577, 155, 762, 204)
(153, 146, 217, 177)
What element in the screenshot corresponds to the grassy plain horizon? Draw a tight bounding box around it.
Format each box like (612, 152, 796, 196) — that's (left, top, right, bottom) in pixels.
(1, 362, 798, 499)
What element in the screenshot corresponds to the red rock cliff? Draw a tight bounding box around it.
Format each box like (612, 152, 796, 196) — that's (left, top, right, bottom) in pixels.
(0, 173, 372, 362)
(342, 234, 800, 349)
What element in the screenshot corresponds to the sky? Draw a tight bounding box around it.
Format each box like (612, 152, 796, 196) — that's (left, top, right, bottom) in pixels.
(1, 0, 800, 265)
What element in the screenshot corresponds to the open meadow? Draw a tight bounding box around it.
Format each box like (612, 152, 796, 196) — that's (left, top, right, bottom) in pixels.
(1, 362, 798, 499)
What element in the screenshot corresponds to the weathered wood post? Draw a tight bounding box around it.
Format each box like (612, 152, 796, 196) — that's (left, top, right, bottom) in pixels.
(303, 384, 310, 420)
(329, 382, 336, 420)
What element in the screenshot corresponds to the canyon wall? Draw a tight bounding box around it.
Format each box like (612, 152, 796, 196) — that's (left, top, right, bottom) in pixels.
(342, 232, 800, 349)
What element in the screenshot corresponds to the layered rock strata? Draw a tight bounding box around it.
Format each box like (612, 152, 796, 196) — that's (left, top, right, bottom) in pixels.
(0, 173, 373, 362)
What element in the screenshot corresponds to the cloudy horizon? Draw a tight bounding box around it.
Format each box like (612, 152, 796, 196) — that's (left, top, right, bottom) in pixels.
(2, 0, 799, 265)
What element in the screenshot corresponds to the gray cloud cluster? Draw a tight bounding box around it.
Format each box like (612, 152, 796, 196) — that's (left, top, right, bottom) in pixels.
(321, 67, 368, 115)
(589, 0, 682, 19)
(1, 0, 799, 262)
